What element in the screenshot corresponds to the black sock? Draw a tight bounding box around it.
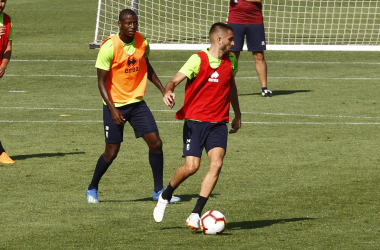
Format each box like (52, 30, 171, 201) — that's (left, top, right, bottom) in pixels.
(88, 154, 112, 190)
(0, 141, 5, 154)
(149, 151, 164, 193)
(192, 196, 209, 216)
(261, 87, 267, 92)
(162, 183, 176, 201)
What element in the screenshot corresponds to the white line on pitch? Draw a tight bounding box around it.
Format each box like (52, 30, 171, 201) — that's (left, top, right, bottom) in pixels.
(4, 74, 380, 80)
(2, 90, 28, 93)
(5, 74, 96, 78)
(0, 107, 378, 119)
(0, 120, 379, 125)
(10, 59, 380, 65)
(12, 59, 96, 62)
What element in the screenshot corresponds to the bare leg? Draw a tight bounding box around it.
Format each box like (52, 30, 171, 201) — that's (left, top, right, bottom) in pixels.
(199, 147, 225, 198)
(169, 156, 201, 188)
(253, 51, 268, 88)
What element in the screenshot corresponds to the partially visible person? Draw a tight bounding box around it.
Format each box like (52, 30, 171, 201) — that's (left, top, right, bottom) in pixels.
(227, 0, 272, 97)
(86, 9, 180, 204)
(153, 22, 241, 231)
(0, 0, 15, 165)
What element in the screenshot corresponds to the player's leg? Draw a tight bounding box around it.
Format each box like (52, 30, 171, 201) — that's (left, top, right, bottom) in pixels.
(186, 147, 225, 230)
(252, 51, 267, 88)
(199, 147, 225, 198)
(186, 122, 228, 230)
(87, 143, 121, 204)
(154, 156, 201, 223)
(142, 131, 164, 192)
(87, 104, 125, 203)
(0, 140, 15, 164)
(89, 143, 120, 190)
(165, 155, 202, 198)
(246, 24, 271, 97)
(142, 132, 180, 203)
(130, 101, 180, 203)
(227, 23, 245, 60)
(154, 120, 205, 222)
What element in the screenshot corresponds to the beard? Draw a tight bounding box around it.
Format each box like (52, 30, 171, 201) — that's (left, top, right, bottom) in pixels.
(220, 43, 230, 55)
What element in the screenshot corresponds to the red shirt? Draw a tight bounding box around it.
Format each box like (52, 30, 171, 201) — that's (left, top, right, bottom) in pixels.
(228, 0, 263, 25)
(0, 13, 11, 64)
(175, 51, 232, 123)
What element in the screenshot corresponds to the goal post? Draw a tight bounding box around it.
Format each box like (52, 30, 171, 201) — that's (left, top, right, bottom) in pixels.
(89, 0, 380, 51)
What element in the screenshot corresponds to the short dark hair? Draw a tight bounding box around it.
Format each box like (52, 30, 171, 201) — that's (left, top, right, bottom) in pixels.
(119, 9, 137, 21)
(209, 22, 234, 40)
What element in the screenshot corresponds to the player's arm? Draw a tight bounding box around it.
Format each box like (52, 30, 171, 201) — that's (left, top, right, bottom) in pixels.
(146, 58, 165, 96)
(97, 68, 125, 125)
(163, 72, 187, 109)
(0, 40, 12, 78)
(229, 75, 241, 134)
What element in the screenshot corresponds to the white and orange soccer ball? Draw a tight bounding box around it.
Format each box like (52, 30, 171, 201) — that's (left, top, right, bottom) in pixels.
(200, 210, 227, 235)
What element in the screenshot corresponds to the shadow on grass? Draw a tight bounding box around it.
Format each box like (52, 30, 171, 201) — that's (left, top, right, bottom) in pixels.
(133, 193, 220, 202)
(227, 217, 316, 230)
(239, 90, 312, 96)
(103, 193, 220, 203)
(160, 218, 315, 233)
(11, 151, 85, 160)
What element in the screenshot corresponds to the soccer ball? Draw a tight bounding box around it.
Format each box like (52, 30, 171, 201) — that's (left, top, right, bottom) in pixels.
(200, 210, 227, 235)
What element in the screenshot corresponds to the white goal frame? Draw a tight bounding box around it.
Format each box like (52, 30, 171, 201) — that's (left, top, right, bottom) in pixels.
(89, 0, 380, 51)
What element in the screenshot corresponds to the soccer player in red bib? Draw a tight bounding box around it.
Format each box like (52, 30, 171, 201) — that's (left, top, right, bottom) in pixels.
(228, 0, 272, 97)
(153, 22, 242, 231)
(86, 9, 180, 204)
(0, 0, 16, 165)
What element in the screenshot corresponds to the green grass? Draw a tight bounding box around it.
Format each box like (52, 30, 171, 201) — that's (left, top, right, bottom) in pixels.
(1, 0, 380, 249)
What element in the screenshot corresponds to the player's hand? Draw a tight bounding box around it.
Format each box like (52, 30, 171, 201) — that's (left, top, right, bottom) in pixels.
(0, 66, 6, 78)
(0, 26, 5, 36)
(163, 91, 176, 109)
(229, 116, 241, 134)
(110, 107, 125, 125)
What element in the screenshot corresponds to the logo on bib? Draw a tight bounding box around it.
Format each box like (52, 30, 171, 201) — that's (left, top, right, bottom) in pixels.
(125, 56, 139, 73)
(208, 71, 219, 82)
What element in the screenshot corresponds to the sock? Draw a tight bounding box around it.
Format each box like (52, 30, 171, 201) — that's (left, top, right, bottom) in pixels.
(192, 196, 209, 216)
(162, 183, 176, 201)
(0, 141, 5, 154)
(149, 151, 164, 193)
(261, 87, 267, 92)
(88, 154, 112, 190)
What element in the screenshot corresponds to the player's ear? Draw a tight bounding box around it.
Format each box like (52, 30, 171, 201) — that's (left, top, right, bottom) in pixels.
(217, 35, 222, 45)
(118, 20, 122, 29)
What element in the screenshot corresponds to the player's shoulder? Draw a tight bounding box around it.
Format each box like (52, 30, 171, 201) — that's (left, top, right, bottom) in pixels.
(2, 12, 11, 21)
(139, 32, 147, 40)
(101, 38, 114, 50)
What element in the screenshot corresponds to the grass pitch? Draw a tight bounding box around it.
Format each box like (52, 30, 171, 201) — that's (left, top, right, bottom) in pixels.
(0, 0, 380, 249)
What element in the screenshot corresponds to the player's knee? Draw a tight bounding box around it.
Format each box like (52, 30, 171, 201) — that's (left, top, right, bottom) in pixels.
(149, 138, 163, 153)
(104, 145, 120, 162)
(210, 160, 223, 172)
(184, 162, 200, 176)
(104, 151, 118, 162)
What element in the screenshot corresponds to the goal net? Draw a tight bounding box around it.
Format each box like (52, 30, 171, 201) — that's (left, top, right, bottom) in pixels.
(89, 0, 380, 51)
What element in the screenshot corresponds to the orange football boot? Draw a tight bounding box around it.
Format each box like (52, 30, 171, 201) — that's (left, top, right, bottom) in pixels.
(0, 152, 15, 164)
